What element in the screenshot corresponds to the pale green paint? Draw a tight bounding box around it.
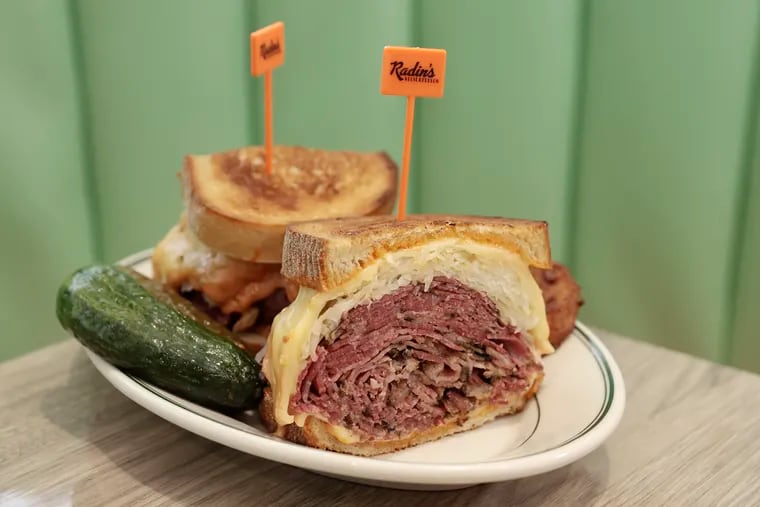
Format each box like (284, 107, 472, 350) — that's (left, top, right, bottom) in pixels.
(416, 1, 581, 263)
(253, 1, 412, 166)
(574, 0, 759, 360)
(731, 94, 760, 371)
(75, 0, 252, 262)
(0, 1, 94, 358)
(2, 1, 760, 371)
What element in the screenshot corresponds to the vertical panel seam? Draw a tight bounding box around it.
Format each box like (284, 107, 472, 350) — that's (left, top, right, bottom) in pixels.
(244, 0, 259, 145)
(724, 7, 760, 365)
(67, 0, 102, 261)
(565, 0, 592, 270)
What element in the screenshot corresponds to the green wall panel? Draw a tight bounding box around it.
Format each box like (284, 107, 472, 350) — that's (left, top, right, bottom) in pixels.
(75, 0, 252, 261)
(3, 2, 760, 370)
(415, 0, 582, 262)
(252, 1, 412, 208)
(574, 1, 759, 361)
(0, 1, 94, 360)
(731, 113, 760, 371)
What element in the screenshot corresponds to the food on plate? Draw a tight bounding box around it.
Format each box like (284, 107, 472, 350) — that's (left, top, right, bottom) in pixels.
(152, 145, 398, 339)
(530, 262, 584, 348)
(56, 265, 262, 410)
(260, 214, 554, 455)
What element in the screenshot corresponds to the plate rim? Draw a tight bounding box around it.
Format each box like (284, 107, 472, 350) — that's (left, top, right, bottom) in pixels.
(85, 249, 626, 486)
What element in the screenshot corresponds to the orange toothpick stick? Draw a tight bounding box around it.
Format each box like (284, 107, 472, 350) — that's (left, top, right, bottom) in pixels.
(381, 46, 447, 220)
(264, 70, 273, 174)
(398, 96, 415, 221)
(251, 22, 285, 174)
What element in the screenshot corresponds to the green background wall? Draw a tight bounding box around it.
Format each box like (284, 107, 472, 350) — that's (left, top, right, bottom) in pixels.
(1, 0, 759, 372)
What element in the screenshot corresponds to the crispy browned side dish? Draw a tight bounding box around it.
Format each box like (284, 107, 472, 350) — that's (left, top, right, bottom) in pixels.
(530, 262, 584, 348)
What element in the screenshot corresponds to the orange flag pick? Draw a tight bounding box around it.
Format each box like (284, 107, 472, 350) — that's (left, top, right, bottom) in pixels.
(250, 22, 285, 174)
(381, 46, 447, 220)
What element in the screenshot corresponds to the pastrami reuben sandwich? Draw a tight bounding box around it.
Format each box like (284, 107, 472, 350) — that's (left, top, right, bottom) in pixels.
(260, 214, 554, 456)
(152, 145, 397, 338)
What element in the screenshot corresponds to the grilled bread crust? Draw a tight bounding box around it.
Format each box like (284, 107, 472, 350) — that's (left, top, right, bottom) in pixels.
(258, 373, 542, 457)
(281, 215, 551, 291)
(183, 145, 398, 263)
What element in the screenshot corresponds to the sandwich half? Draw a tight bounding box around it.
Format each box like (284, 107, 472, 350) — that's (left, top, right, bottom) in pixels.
(261, 214, 554, 456)
(152, 145, 397, 337)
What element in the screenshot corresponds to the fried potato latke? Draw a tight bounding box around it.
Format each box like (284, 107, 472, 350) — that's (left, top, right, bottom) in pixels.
(531, 263, 584, 348)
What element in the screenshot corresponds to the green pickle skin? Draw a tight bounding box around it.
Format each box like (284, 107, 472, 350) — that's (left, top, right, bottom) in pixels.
(56, 265, 262, 410)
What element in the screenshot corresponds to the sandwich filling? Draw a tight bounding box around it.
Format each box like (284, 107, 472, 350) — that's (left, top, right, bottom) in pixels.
(290, 277, 542, 440)
(264, 238, 553, 432)
(152, 220, 294, 335)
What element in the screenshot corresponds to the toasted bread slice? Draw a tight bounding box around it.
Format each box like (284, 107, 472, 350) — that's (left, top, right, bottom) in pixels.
(258, 372, 542, 456)
(282, 214, 551, 291)
(183, 145, 397, 263)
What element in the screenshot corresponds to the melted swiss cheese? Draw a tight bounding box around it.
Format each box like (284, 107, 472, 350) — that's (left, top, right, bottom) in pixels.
(262, 239, 551, 426)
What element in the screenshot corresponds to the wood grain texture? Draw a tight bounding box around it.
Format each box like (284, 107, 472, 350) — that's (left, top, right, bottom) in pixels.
(1, 330, 759, 506)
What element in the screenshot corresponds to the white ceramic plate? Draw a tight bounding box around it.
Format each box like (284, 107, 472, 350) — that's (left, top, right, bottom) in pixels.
(84, 250, 626, 490)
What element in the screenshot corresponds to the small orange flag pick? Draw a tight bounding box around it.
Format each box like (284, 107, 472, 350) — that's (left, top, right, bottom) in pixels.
(250, 22, 285, 174)
(381, 46, 447, 220)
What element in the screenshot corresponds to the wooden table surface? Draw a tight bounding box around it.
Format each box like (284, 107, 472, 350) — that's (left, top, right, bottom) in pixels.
(2, 330, 760, 506)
